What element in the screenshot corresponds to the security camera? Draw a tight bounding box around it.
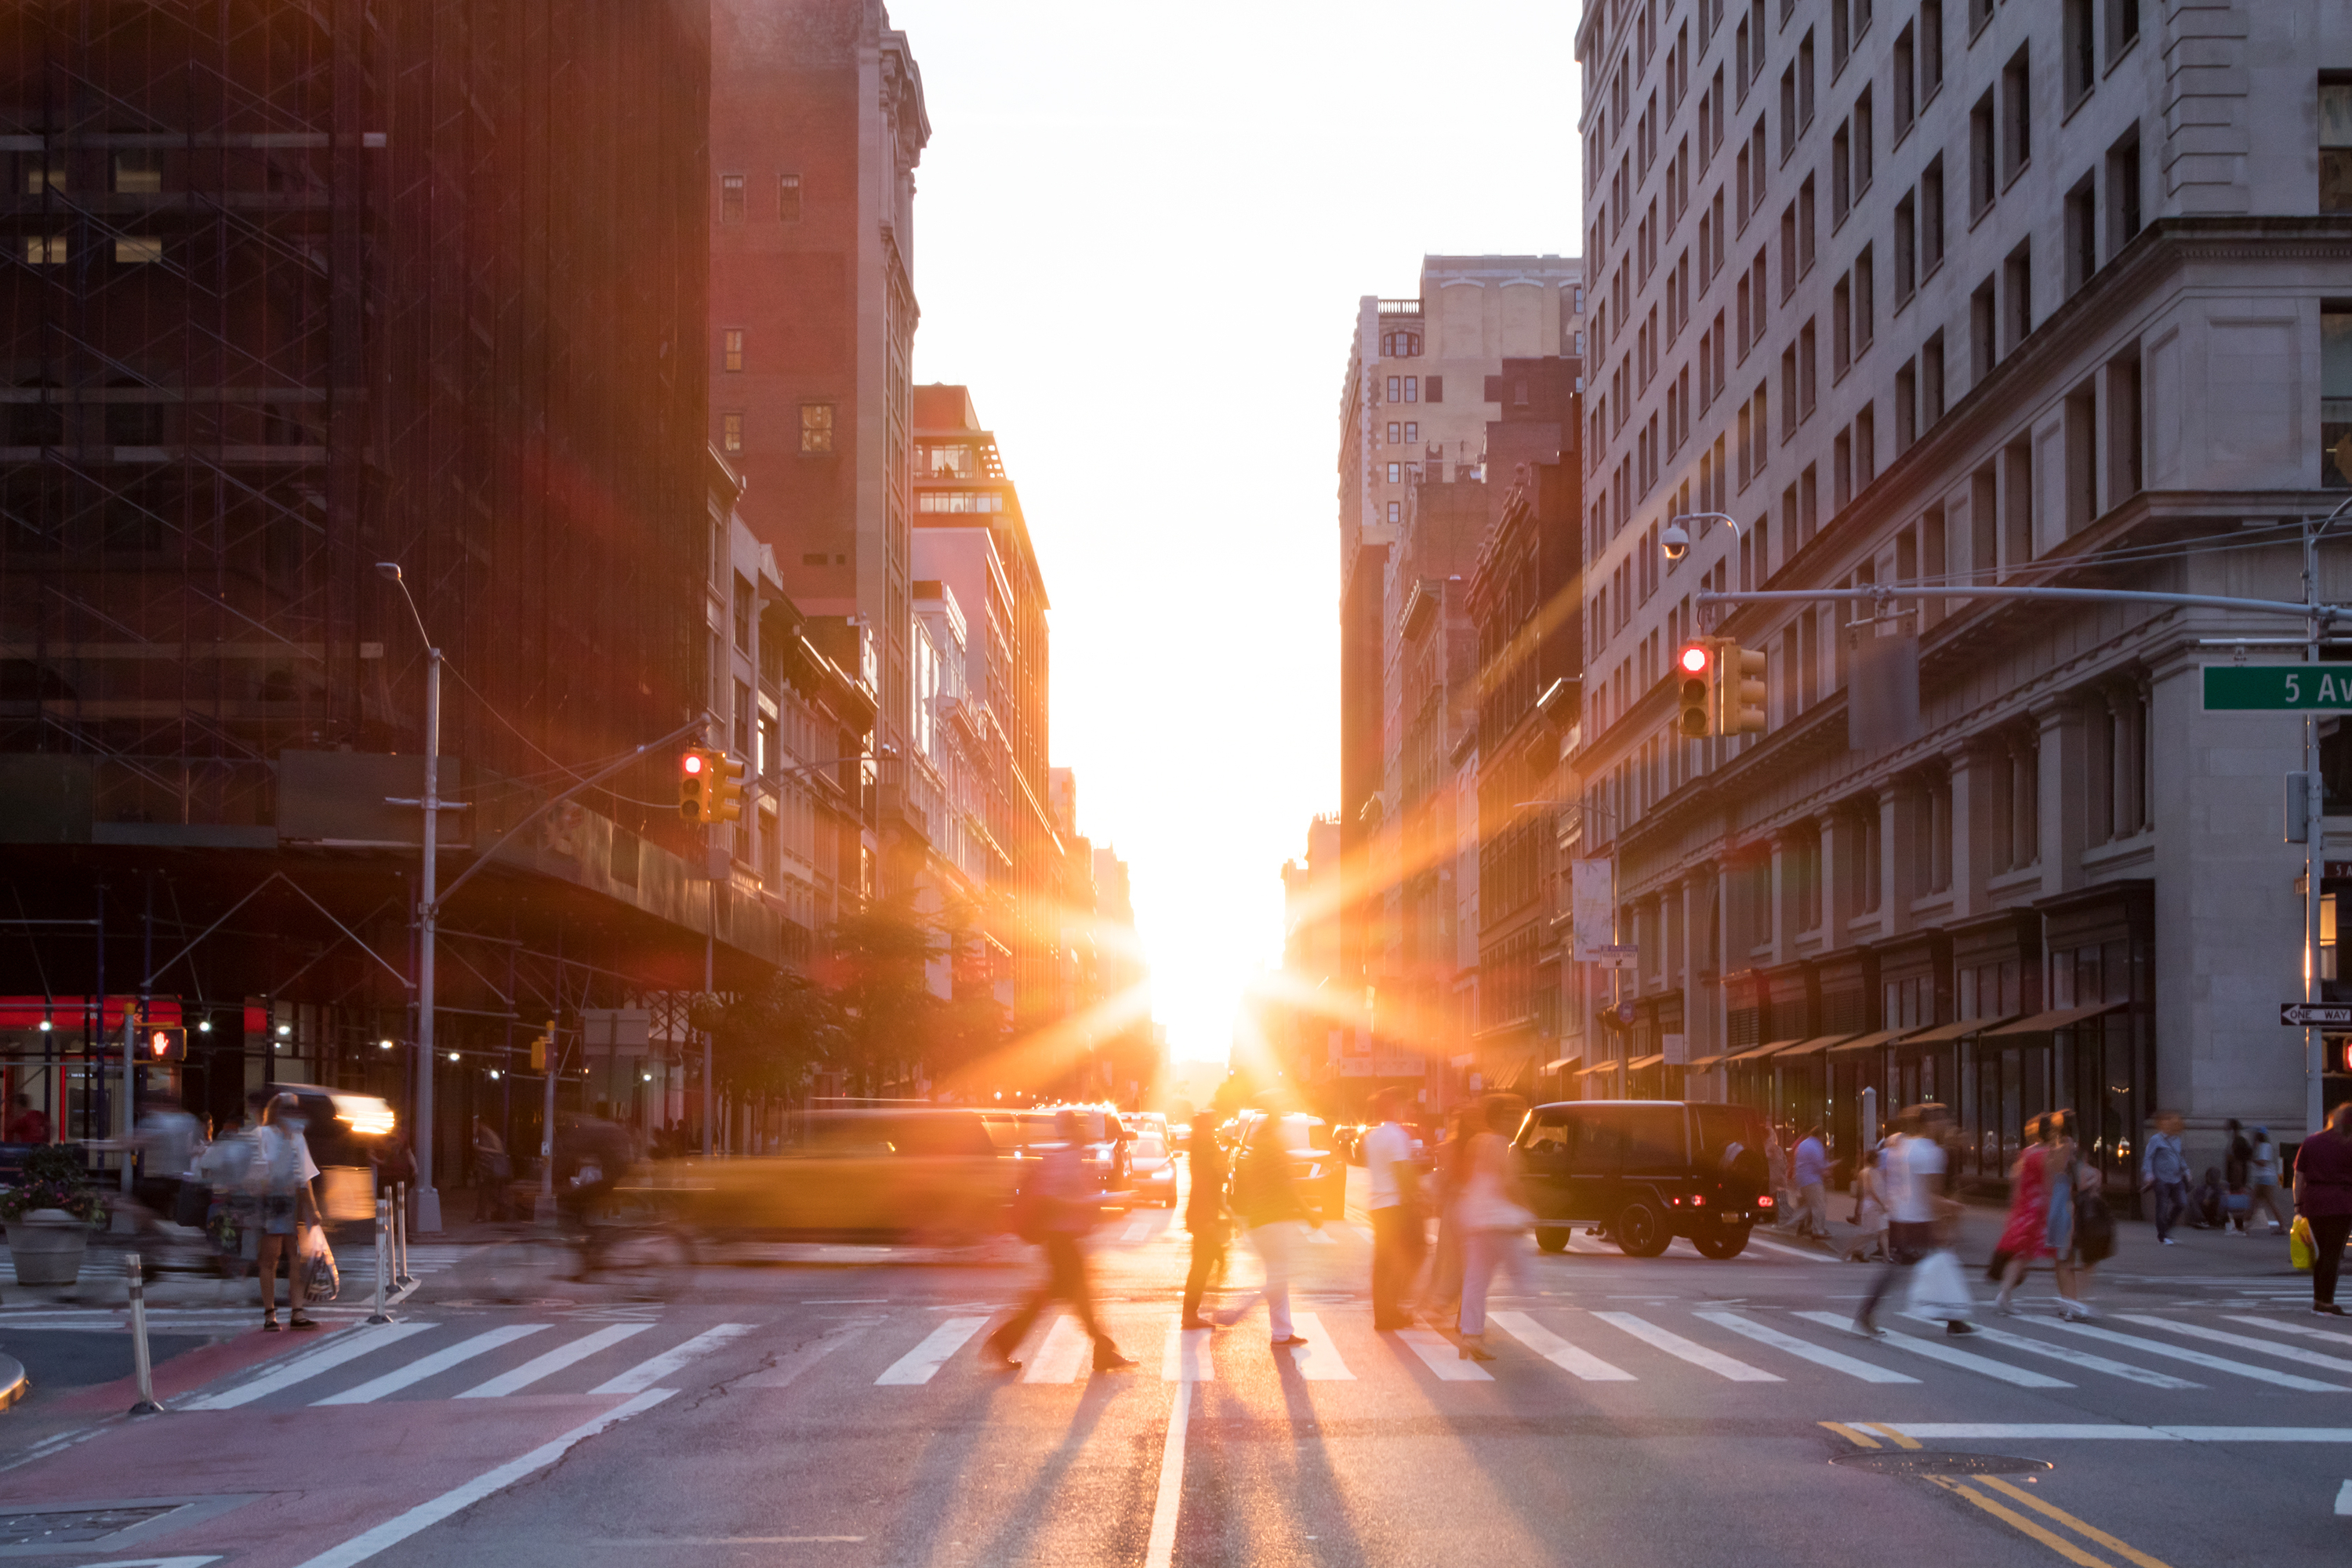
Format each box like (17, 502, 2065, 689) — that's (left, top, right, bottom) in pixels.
(1661, 521, 1691, 561)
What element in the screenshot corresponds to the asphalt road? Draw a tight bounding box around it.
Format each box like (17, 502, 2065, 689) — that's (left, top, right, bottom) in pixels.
(0, 1167, 2346, 1567)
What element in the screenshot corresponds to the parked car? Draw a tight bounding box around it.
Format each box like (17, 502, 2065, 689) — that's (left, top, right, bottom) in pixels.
(1513, 1100, 1773, 1258)
(1128, 1132, 1178, 1206)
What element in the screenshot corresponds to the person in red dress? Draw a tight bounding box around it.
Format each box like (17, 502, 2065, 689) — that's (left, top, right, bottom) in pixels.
(1992, 1116, 2055, 1315)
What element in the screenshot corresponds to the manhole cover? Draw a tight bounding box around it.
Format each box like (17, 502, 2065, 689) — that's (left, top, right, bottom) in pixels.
(0, 1505, 177, 1546)
(1831, 1451, 2054, 1477)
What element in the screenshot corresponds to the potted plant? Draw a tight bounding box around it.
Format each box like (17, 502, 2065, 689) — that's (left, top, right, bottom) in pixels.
(2, 1145, 109, 1286)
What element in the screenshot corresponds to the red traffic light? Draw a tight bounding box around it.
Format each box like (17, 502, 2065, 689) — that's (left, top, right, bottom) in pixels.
(1678, 642, 1712, 675)
(681, 752, 706, 775)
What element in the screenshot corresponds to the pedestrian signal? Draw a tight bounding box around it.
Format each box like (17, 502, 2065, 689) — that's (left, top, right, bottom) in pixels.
(1676, 641, 1715, 737)
(707, 750, 748, 824)
(144, 1027, 185, 1062)
(677, 747, 714, 824)
(1715, 639, 1769, 735)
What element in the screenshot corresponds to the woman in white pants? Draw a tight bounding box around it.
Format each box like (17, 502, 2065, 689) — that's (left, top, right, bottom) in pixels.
(1218, 1116, 1314, 1347)
(1454, 1096, 1534, 1361)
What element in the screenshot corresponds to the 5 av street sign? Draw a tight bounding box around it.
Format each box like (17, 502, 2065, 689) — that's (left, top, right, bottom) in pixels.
(2204, 666, 2352, 710)
(2280, 1003, 2352, 1027)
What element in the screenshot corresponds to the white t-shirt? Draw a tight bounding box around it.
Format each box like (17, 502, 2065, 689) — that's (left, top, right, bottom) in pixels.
(1364, 1121, 1414, 1210)
(1883, 1134, 1947, 1225)
(256, 1124, 320, 1195)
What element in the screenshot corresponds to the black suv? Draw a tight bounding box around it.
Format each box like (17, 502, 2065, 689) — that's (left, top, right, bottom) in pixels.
(1513, 1100, 1773, 1258)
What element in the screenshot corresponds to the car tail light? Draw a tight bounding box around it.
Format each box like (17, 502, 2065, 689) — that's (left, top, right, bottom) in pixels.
(1690, 1195, 1706, 1207)
(1758, 1194, 1775, 1207)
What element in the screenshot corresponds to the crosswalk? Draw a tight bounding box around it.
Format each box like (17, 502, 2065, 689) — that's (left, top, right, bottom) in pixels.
(159, 1300, 2351, 1412)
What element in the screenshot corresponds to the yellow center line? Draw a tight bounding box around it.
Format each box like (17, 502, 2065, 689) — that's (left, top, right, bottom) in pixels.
(1820, 1421, 1882, 1450)
(1865, 1421, 1923, 1450)
(1929, 1477, 2114, 1568)
(1974, 1476, 2178, 1568)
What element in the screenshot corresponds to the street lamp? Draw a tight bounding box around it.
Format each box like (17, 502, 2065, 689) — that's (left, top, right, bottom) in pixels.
(376, 561, 448, 1233)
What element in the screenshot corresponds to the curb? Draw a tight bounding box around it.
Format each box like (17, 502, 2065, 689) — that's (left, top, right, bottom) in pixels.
(0, 1353, 24, 1411)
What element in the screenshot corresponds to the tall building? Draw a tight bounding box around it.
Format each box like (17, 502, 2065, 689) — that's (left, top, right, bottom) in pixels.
(709, 0, 928, 783)
(1571, 0, 2352, 1183)
(0, 2, 761, 1189)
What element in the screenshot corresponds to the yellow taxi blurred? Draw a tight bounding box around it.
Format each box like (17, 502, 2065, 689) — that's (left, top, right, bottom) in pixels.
(666, 1106, 1014, 1246)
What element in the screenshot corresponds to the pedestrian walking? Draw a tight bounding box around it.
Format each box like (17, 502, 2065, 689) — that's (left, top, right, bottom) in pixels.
(2293, 1100, 2352, 1317)
(1840, 1145, 1889, 1262)
(472, 1117, 512, 1222)
(2246, 1125, 2289, 1234)
(252, 1093, 321, 1330)
(1991, 1116, 2054, 1313)
(1179, 1111, 1229, 1330)
(1454, 1096, 1534, 1362)
(1217, 1114, 1314, 1348)
(1854, 1105, 1974, 1338)
(198, 1103, 260, 1279)
(1363, 1087, 1425, 1330)
(983, 1110, 1135, 1370)
(1788, 1124, 1829, 1241)
(2140, 1110, 2189, 1244)
(2223, 1120, 2253, 1234)
(1417, 1105, 1476, 1323)
(134, 1095, 201, 1225)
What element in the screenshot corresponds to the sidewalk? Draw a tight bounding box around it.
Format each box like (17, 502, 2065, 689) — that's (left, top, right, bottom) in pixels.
(1780, 1193, 2310, 1282)
(0, 1233, 410, 1312)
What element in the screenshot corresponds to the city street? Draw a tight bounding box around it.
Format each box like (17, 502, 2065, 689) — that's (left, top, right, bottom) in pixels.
(2, 1172, 2346, 1567)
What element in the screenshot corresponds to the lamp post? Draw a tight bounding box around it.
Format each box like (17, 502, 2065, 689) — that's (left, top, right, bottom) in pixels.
(376, 562, 446, 1233)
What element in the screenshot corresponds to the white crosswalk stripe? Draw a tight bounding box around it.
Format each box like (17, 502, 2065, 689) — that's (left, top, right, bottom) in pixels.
(2223, 1314, 2352, 1352)
(2041, 1319, 2347, 1392)
(1791, 1312, 2071, 1388)
(314, 1325, 550, 1405)
(1022, 1316, 1092, 1383)
(1695, 1311, 1916, 1383)
(1287, 1312, 1352, 1380)
(1905, 1316, 2202, 1388)
(2119, 1314, 2352, 1375)
(1488, 1311, 1635, 1381)
(459, 1323, 655, 1399)
(873, 1318, 986, 1386)
(183, 1323, 437, 1409)
(1397, 1326, 1493, 1381)
(594, 1323, 755, 1394)
(1163, 1322, 1213, 1381)
(1592, 1312, 1780, 1382)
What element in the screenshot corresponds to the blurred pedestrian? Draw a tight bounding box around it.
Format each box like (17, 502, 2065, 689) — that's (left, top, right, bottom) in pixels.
(1417, 1105, 1476, 1323)
(1788, 1124, 1829, 1241)
(2246, 1125, 2288, 1235)
(983, 1110, 1135, 1370)
(1180, 1111, 1229, 1330)
(1364, 1087, 1425, 1330)
(5, 1092, 49, 1145)
(2140, 1110, 2189, 1245)
(2294, 1100, 2352, 1316)
(253, 1093, 321, 1330)
(1854, 1105, 1973, 1338)
(1841, 1144, 1889, 1262)
(198, 1101, 260, 1279)
(135, 1095, 201, 1224)
(1218, 1114, 1313, 1348)
(1991, 1116, 2053, 1313)
(1454, 1096, 1534, 1362)
(2223, 1119, 2253, 1234)
(472, 1118, 512, 1222)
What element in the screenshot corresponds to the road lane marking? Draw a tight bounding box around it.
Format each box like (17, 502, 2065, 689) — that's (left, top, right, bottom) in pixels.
(1022, 1316, 1091, 1383)
(1738, 1234, 1841, 1264)
(1286, 1312, 1352, 1380)
(2221, 1314, 2352, 1351)
(1143, 1378, 1191, 1568)
(183, 1323, 436, 1409)
(1697, 1311, 1917, 1383)
(1302, 1227, 1337, 1245)
(1847, 1423, 2352, 1442)
(459, 1323, 655, 1398)
(1591, 1312, 1780, 1381)
(1489, 1311, 1635, 1380)
(1973, 1475, 2176, 1568)
(1864, 1422, 1922, 1449)
(1820, 1421, 1882, 1448)
(2118, 1314, 2352, 1374)
(2041, 1319, 2347, 1392)
(597, 1323, 756, 1394)
(1396, 1327, 1494, 1381)
(313, 1325, 550, 1405)
(286, 1388, 673, 1568)
(1904, 1318, 2202, 1389)
(1163, 1323, 1213, 1381)
(1929, 1477, 2111, 1568)
(2337, 1479, 2351, 1516)
(1793, 1312, 2071, 1388)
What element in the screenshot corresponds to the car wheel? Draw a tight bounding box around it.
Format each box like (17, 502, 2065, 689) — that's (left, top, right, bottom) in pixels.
(1535, 1227, 1572, 1254)
(1692, 1226, 1750, 1260)
(1614, 1200, 1671, 1258)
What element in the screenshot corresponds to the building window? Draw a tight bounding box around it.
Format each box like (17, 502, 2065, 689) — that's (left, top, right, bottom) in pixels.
(1922, 156, 1946, 274)
(1388, 463, 1401, 483)
(2002, 47, 2032, 183)
(23, 235, 65, 264)
(800, 403, 834, 453)
(113, 152, 161, 194)
(1426, 375, 1443, 403)
(1388, 501, 1402, 523)
(723, 328, 745, 372)
(733, 573, 754, 652)
(1387, 421, 1400, 442)
(1405, 376, 1419, 403)
(720, 173, 746, 223)
(2321, 87, 2352, 212)
(114, 237, 162, 264)
(779, 172, 801, 222)
(2324, 308, 2352, 488)
(721, 412, 744, 453)
(1405, 421, 1418, 441)
(1386, 376, 1400, 401)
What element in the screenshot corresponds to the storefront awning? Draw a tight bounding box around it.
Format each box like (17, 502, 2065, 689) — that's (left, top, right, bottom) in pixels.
(1576, 1059, 1622, 1076)
(1827, 1028, 1915, 1055)
(1899, 1014, 2018, 1046)
(1728, 1038, 1799, 1062)
(1541, 1055, 1582, 1074)
(1769, 1034, 1852, 1058)
(1980, 1001, 2123, 1041)
(1682, 1052, 1730, 1070)
(1625, 1053, 1667, 1070)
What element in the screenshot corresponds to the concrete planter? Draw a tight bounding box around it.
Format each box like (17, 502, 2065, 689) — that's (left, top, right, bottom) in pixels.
(5, 1209, 93, 1286)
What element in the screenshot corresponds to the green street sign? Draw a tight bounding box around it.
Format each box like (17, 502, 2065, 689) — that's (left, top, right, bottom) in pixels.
(2202, 665, 2352, 710)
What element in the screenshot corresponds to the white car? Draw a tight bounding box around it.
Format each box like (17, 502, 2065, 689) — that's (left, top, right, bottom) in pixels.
(1128, 1133, 1178, 1207)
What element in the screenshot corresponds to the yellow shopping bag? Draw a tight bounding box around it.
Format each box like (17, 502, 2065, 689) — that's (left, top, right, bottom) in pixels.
(2292, 1215, 2315, 1272)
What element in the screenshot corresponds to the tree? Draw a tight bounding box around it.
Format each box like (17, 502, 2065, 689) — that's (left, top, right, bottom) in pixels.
(826, 897, 943, 1096)
(690, 969, 842, 1105)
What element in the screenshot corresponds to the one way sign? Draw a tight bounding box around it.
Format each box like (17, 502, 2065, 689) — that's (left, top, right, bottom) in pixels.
(2281, 1003, 2352, 1027)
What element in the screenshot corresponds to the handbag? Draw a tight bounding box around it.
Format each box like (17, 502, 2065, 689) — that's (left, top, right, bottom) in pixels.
(299, 1221, 340, 1302)
(1904, 1248, 1975, 1322)
(2292, 1215, 2315, 1272)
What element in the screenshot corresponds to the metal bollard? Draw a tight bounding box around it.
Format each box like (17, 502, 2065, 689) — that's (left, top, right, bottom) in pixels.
(394, 1181, 412, 1287)
(366, 1195, 394, 1324)
(126, 1250, 162, 1414)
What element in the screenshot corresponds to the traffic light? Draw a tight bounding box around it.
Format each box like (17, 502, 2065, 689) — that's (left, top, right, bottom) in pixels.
(1675, 641, 1715, 736)
(1715, 638, 1769, 735)
(707, 750, 747, 823)
(677, 747, 713, 823)
(143, 1026, 185, 1062)
(529, 1020, 554, 1073)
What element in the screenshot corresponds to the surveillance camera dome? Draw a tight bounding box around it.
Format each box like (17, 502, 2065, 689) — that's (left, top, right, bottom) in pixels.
(1661, 521, 1691, 561)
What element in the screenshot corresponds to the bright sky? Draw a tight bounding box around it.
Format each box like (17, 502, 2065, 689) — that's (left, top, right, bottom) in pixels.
(896, 1, 1582, 1063)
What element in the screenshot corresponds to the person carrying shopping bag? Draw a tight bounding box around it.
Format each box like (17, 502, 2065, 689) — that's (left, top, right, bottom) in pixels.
(252, 1093, 322, 1330)
(2295, 1100, 2352, 1316)
(1454, 1096, 1534, 1363)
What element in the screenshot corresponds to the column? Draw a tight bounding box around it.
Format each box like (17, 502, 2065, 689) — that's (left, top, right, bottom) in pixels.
(1881, 779, 1921, 936)
(2036, 700, 2089, 899)
(1818, 811, 1854, 947)
(1767, 831, 1791, 967)
(1946, 742, 1996, 919)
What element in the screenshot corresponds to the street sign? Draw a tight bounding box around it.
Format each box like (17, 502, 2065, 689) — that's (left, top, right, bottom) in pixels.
(2204, 666, 2352, 710)
(2280, 1003, 2352, 1027)
(1592, 943, 1639, 971)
